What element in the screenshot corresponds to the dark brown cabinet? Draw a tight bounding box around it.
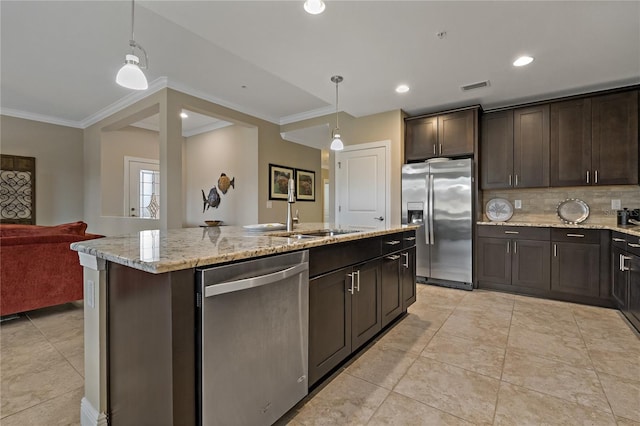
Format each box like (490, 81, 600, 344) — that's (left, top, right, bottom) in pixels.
(381, 254, 402, 328)
(308, 260, 381, 385)
(591, 91, 639, 185)
(480, 105, 549, 189)
(550, 98, 592, 186)
(612, 232, 640, 331)
(401, 247, 417, 310)
(477, 226, 550, 290)
(550, 91, 638, 186)
(550, 229, 608, 299)
(405, 108, 476, 162)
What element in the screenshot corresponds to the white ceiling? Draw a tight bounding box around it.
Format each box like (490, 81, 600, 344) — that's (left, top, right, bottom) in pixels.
(131, 110, 232, 137)
(1, 1, 639, 129)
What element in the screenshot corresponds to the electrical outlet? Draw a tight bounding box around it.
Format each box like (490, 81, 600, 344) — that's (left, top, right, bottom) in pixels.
(514, 200, 522, 209)
(266, 201, 273, 209)
(611, 199, 621, 210)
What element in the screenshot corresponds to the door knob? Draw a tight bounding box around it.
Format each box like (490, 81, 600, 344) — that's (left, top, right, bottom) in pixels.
(374, 216, 384, 221)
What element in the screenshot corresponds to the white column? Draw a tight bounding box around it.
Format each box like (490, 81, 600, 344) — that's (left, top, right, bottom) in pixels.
(78, 253, 109, 426)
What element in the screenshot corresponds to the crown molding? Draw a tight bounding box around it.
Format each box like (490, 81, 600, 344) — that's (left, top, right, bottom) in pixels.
(166, 80, 280, 125)
(279, 105, 335, 125)
(78, 77, 169, 128)
(0, 108, 83, 128)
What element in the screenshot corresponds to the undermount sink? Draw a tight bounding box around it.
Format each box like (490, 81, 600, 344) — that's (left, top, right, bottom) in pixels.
(298, 229, 361, 237)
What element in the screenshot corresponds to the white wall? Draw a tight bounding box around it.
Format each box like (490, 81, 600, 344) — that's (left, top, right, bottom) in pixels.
(184, 125, 258, 226)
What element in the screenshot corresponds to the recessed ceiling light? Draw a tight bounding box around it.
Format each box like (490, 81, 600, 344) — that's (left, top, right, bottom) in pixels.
(304, 0, 325, 14)
(513, 56, 534, 67)
(395, 84, 410, 94)
(180, 112, 188, 119)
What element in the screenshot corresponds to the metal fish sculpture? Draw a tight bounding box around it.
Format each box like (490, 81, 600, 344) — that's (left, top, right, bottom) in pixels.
(217, 173, 235, 194)
(202, 187, 221, 212)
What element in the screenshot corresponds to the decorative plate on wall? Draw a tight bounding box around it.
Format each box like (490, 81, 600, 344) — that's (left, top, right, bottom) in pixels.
(557, 198, 590, 224)
(486, 198, 514, 222)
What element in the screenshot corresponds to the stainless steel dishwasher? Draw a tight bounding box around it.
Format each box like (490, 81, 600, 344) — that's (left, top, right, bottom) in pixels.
(195, 250, 309, 426)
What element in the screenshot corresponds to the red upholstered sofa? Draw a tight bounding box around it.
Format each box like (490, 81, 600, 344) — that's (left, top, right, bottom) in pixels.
(0, 221, 103, 316)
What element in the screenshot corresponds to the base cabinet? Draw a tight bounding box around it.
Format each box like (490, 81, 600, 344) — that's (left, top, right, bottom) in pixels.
(401, 247, 417, 310)
(612, 232, 640, 331)
(551, 241, 600, 297)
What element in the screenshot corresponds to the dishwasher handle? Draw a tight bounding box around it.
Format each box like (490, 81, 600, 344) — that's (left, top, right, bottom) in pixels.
(204, 262, 308, 297)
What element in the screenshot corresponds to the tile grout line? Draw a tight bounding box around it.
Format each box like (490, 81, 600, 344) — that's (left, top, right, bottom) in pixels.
(0, 385, 84, 422)
(491, 296, 515, 426)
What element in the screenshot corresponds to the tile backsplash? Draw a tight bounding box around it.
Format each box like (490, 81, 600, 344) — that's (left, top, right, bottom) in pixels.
(481, 185, 640, 222)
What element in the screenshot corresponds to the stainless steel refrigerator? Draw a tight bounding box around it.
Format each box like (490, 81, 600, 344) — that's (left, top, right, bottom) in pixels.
(402, 158, 473, 290)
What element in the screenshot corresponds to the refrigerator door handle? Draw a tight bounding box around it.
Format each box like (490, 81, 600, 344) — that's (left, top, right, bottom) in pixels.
(429, 174, 435, 245)
(423, 175, 430, 245)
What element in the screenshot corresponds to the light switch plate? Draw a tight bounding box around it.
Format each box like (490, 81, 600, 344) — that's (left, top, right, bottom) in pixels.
(611, 199, 621, 210)
(266, 201, 273, 209)
(514, 200, 522, 209)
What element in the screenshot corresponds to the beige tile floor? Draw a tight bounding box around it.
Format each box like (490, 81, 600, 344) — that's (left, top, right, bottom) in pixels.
(2, 287, 639, 425)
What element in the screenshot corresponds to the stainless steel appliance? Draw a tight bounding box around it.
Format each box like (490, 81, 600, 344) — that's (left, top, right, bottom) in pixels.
(402, 158, 473, 290)
(196, 251, 309, 425)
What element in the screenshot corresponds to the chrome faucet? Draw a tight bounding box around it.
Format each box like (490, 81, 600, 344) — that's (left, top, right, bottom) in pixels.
(286, 178, 296, 231)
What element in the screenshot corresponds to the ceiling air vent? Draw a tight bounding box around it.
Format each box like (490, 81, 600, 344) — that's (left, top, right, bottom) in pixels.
(461, 80, 490, 91)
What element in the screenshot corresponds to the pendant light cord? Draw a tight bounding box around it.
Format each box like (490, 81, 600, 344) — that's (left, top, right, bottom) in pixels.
(335, 79, 339, 130)
(130, 0, 136, 50)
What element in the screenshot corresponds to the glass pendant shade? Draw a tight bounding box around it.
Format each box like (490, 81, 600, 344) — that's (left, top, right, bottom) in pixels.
(304, 0, 326, 14)
(330, 131, 344, 151)
(116, 54, 148, 90)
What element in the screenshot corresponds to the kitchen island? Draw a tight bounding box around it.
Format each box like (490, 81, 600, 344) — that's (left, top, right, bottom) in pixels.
(71, 223, 417, 426)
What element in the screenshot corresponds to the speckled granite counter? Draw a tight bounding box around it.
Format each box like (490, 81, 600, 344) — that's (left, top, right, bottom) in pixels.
(71, 223, 417, 274)
(477, 215, 640, 238)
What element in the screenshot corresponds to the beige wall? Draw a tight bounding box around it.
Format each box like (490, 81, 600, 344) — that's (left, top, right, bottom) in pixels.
(83, 88, 323, 235)
(281, 109, 405, 225)
(101, 127, 160, 217)
(184, 125, 258, 226)
(0, 115, 84, 225)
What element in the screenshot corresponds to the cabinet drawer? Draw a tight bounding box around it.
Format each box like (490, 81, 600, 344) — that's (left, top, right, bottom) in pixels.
(611, 231, 628, 250)
(477, 225, 550, 241)
(625, 235, 640, 257)
(402, 230, 417, 248)
(381, 233, 404, 254)
(551, 228, 601, 244)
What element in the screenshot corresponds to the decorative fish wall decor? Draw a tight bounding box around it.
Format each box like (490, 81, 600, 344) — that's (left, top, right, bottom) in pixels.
(217, 173, 235, 194)
(202, 187, 221, 212)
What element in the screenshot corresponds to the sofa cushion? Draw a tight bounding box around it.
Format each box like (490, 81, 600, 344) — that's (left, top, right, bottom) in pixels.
(0, 221, 87, 237)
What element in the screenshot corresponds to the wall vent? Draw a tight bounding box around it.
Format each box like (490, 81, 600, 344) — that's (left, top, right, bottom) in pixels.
(461, 80, 490, 91)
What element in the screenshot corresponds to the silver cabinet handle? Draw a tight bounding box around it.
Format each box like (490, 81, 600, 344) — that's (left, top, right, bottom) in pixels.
(433, 144, 437, 155)
(629, 243, 640, 248)
(595, 170, 598, 184)
(514, 241, 518, 254)
(404, 236, 416, 241)
(374, 216, 384, 221)
(347, 272, 355, 294)
(386, 254, 401, 260)
(205, 262, 308, 297)
(439, 143, 442, 156)
(613, 238, 626, 242)
(553, 244, 557, 257)
(586, 170, 590, 183)
(567, 234, 584, 238)
(356, 270, 360, 292)
(515, 174, 519, 186)
(504, 231, 519, 234)
(509, 175, 512, 186)
(621, 254, 631, 271)
(385, 240, 401, 245)
(507, 241, 510, 254)
(402, 252, 409, 268)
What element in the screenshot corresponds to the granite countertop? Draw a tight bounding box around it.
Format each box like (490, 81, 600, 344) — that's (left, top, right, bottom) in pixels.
(477, 215, 640, 238)
(71, 223, 418, 274)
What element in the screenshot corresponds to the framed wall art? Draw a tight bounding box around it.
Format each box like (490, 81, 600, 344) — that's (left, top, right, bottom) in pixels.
(269, 164, 294, 200)
(295, 169, 315, 202)
(0, 154, 36, 224)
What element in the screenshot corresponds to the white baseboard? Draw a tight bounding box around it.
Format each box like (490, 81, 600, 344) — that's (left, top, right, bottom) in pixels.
(81, 397, 108, 426)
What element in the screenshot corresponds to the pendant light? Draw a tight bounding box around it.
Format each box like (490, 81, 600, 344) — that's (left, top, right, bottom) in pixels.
(116, 0, 149, 90)
(304, 0, 326, 14)
(330, 75, 344, 151)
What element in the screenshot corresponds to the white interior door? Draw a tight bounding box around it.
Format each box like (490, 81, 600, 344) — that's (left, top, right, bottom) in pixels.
(124, 157, 160, 218)
(335, 142, 389, 229)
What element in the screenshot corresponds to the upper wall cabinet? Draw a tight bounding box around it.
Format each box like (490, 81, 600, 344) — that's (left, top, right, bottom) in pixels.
(405, 108, 477, 162)
(480, 105, 549, 189)
(550, 91, 638, 186)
